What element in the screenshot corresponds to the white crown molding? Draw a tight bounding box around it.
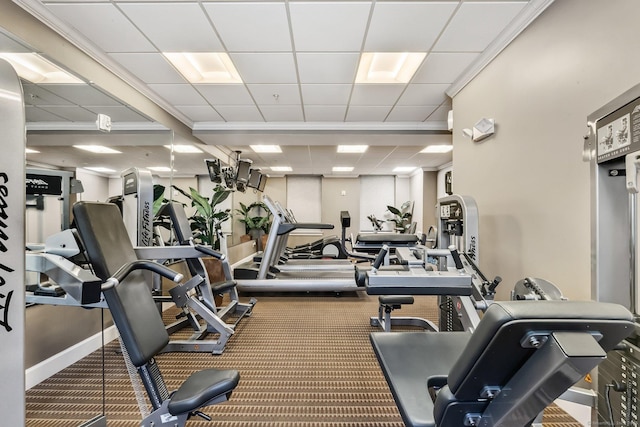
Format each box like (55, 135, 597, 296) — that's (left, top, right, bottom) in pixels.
(26, 121, 169, 132)
(446, 0, 555, 98)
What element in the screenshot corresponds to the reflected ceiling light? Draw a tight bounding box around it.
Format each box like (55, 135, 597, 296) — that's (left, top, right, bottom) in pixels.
(163, 52, 242, 84)
(25, 148, 40, 154)
(148, 166, 173, 172)
(356, 52, 426, 84)
(73, 145, 121, 154)
(0, 53, 83, 84)
(421, 145, 453, 153)
(164, 144, 203, 153)
(251, 145, 282, 153)
(332, 166, 354, 172)
(271, 166, 292, 172)
(337, 145, 368, 153)
(393, 166, 417, 173)
(85, 166, 116, 173)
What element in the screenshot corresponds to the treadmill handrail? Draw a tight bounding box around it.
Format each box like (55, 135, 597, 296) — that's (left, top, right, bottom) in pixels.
(278, 222, 334, 235)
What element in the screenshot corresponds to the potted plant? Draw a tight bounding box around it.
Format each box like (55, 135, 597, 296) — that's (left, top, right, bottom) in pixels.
(171, 184, 232, 250)
(235, 201, 272, 250)
(386, 201, 414, 233)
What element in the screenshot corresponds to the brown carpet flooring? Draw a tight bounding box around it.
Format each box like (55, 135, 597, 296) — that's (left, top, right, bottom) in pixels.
(25, 292, 582, 426)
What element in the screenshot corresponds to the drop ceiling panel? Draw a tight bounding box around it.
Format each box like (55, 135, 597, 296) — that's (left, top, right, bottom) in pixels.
(304, 106, 347, 121)
(45, 3, 155, 52)
(346, 106, 392, 122)
(247, 84, 301, 105)
(386, 105, 438, 121)
(297, 53, 359, 84)
(108, 53, 186, 84)
(39, 105, 99, 121)
(434, 1, 527, 52)
(396, 83, 450, 106)
(22, 84, 75, 106)
(175, 106, 224, 122)
(427, 104, 452, 122)
(25, 105, 65, 122)
(230, 53, 297, 84)
(204, 2, 291, 52)
(83, 105, 151, 122)
(148, 84, 208, 105)
(259, 105, 304, 122)
(350, 84, 405, 106)
(289, 2, 371, 52)
(215, 105, 264, 122)
(119, 3, 223, 52)
(39, 84, 123, 106)
(413, 52, 479, 84)
(0, 31, 30, 52)
(196, 84, 254, 106)
(365, 2, 458, 51)
(301, 84, 352, 105)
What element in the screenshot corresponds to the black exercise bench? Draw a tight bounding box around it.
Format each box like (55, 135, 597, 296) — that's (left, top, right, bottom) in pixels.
(371, 300, 634, 427)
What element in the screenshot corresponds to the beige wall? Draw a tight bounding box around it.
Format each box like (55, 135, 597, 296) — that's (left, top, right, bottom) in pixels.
(452, 0, 640, 301)
(322, 177, 361, 237)
(423, 171, 437, 232)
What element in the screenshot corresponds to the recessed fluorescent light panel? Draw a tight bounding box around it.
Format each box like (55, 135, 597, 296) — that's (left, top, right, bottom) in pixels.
(163, 52, 242, 84)
(356, 52, 426, 84)
(271, 166, 292, 172)
(333, 166, 354, 172)
(148, 166, 173, 172)
(421, 145, 453, 153)
(337, 145, 368, 153)
(393, 166, 417, 173)
(85, 167, 116, 173)
(0, 53, 83, 84)
(25, 148, 40, 154)
(73, 145, 121, 154)
(164, 145, 203, 153)
(251, 145, 282, 153)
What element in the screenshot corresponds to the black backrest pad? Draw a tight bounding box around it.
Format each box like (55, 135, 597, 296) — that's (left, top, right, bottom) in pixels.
(447, 300, 634, 400)
(73, 201, 170, 367)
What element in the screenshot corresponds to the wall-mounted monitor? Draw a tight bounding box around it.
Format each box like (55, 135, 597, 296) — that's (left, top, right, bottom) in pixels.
(258, 174, 268, 192)
(235, 159, 252, 185)
(222, 166, 235, 189)
(247, 169, 262, 189)
(205, 158, 222, 183)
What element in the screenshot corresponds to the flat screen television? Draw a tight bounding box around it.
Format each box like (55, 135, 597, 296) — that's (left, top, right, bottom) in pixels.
(235, 159, 252, 185)
(247, 169, 262, 189)
(205, 158, 222, 183)
(257, 173, 268, 192)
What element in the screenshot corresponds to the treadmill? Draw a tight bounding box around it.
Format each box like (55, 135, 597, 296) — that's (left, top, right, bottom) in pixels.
(233, 195, 362, 292)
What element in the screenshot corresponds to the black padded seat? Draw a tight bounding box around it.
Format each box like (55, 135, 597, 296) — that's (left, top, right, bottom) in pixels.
(168, 369, 239, 415)
(357, 233, 419, 244)
(370, 331, 471, 427)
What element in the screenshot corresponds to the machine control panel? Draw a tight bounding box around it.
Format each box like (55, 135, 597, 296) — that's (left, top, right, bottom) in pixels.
(599, 341, 640, 427)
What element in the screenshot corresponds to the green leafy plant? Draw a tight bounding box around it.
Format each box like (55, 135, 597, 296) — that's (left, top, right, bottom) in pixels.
(235, 202, 272, 235)
(172, 184, 232, 248)
(386, 201, 413, 233)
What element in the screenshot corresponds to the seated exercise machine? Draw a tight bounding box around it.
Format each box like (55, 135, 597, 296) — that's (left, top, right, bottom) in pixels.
(370, 300, 634, 427)
(234, 195, 362, 292)
(72, 201, 239, 427)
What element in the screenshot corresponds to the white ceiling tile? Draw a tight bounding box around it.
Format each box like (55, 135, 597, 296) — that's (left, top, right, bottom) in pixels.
(0, 32, 31, 52)
(260, 105, 304, 121)
(216, 105, 264, 122)
(196, 84, 254, 105)
(148, 84, 208, 105)
(345, 106, 392, 122)
(22, 84, 75, 106)
(109, 53, 186, 84)
(397, 83, 450, 106)
(301, 84, 352, 105)
(39, 105, 99, 122)
(25, 106, 66, 122)
(39, 84, 123, 106)
(204, 3, 291, 52)
(386, 105, 438, 122)
(247, 85, 301, 105)
(350, 84, 405, 106)
(304, 106, 347, 122)
(426, 104, 451, 122)
(434, 2, 528, 52)
(45, 4, 155, 52)
(297, 53, 359, 84)
(230, 53, 297, 84)
(365, 2, 457, 51)
(175, 106, 224, 122)
(118, 3, 223, 52)
(412, 53, 479, 84)
(289, 2, 371, 51)
(83, 105, 151, 122)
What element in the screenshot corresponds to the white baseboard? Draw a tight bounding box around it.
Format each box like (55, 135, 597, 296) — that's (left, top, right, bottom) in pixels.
(25, 326, 119, 390)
